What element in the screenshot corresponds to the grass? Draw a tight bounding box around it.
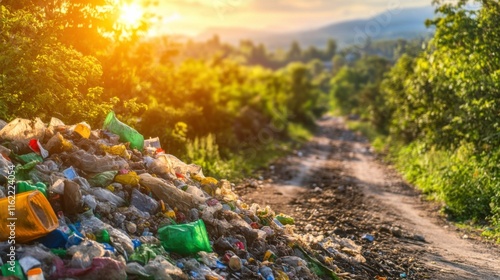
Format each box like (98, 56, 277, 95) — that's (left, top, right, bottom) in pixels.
(185, 122, 312, 181)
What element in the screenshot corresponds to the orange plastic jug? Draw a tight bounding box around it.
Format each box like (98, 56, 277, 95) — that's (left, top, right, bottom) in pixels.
(0, 191, 59, 243)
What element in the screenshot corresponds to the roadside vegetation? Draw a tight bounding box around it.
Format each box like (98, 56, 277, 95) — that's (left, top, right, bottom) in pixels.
(333, 0, 500, 241)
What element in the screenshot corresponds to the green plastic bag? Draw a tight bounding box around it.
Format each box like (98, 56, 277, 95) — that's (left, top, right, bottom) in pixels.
(157, 220, 212, 256)
(293, 245, 339, 280)
(14, 161, 38, 181)
(129, 244, 168, 265)
(103, 111, 144, 151)
(87, 171, 118, 188)
(15, 152, 43, 164)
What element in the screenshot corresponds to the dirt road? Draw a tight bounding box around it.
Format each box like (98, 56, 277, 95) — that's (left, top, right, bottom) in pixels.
(239, 116, 500, 279)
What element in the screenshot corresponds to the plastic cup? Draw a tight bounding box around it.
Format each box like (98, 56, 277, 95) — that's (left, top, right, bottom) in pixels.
(157, 219, 212, 255)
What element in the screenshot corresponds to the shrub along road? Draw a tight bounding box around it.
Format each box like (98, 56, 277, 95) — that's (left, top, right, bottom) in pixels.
(238, 116, 500, 279)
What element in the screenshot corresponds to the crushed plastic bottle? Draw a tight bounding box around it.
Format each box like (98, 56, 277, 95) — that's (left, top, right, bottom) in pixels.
(260, 266, 275, 280)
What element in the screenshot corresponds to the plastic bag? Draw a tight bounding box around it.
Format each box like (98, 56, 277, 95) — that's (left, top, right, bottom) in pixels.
(0, 154, 12, 181)
(114, 170, 140, 186)
(144, 255, 186, 280)
(99, 143, 130, 159)
(70, 149, 129, 173)
(130, 189, 159, 214)
(67, 240, 106, 268)
(0, 119, 7, 130)
(63, 180, 82, 215)
(79, 213, 134, 256)
(78, 257, 126, 280)
(15, 152, 43, 164)
(45, 132, 74, 153)
(0, 117, 46, 141)
(157, 220, 212, 255)
(87, 171, 118, 188)
(129, 244, 168, 265)
(90, 188, 125, 207)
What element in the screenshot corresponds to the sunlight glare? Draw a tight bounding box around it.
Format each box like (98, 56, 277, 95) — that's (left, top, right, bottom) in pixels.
(119, 3, 143, 26)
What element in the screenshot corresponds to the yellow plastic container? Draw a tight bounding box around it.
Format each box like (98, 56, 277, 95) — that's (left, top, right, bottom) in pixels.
(0, 191, 59, 243)
(74, 122, 91, 139)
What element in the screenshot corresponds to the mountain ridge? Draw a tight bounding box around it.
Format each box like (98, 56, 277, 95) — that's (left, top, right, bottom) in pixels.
(197, 5, 436, 49)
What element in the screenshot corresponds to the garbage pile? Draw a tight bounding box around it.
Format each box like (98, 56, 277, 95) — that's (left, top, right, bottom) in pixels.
(0, 112, 339, 280)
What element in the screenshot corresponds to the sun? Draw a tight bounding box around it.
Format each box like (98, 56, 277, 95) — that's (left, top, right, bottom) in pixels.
(119, 3, 143, 26)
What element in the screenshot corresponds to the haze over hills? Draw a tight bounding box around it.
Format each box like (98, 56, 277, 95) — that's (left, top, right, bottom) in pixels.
(198, 6, 436, 49)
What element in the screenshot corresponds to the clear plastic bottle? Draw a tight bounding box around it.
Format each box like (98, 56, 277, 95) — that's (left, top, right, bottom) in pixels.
(259, 266, 275, 280)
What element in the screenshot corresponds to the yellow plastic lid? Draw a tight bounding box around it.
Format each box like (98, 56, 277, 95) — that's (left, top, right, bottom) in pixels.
(27, 267, 43, 276)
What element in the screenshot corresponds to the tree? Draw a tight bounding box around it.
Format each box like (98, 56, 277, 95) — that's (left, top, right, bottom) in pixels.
(0, 5, 113, 124)
(286, 41, 302, 62)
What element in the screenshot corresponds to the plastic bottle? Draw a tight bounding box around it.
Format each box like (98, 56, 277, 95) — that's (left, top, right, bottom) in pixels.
(17, 181, 48, 197)
(102, 111, 144, 150)
(27, 267, 45, 280)
(0, 190, 58, 243)
(96, 229, 110, 243)
(259, 266, 275, 280)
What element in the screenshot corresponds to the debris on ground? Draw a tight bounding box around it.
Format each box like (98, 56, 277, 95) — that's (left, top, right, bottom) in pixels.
(0, 113, 341, 280)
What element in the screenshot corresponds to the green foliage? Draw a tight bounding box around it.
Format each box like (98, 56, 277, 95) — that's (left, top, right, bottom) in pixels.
(287, 123, 313, 143)
(185, 134, 234, 179)
(330, 55, 391, 131)
(0, 0, 330, 183)
(332, 0, 500, 231)
(0, 5, 114, 125)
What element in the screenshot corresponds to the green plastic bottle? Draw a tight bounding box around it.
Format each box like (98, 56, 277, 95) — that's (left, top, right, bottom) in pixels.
(157, 219, 212, 255)
(96, 229, 110, 243)
(17, 181, 47, 197)
(102, 111, 144, 151)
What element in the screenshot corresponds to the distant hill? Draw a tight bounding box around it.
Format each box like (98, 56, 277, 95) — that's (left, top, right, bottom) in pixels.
(197, 6, 436, 49)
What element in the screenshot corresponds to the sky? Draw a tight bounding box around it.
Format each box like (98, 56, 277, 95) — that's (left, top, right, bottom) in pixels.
(150, 0, 432, 36)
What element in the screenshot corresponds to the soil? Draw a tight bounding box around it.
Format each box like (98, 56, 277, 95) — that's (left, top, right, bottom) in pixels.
(237, 116, 500, 279)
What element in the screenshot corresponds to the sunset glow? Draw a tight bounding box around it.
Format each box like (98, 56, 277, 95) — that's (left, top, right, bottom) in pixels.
(119, 3, 143, 27)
